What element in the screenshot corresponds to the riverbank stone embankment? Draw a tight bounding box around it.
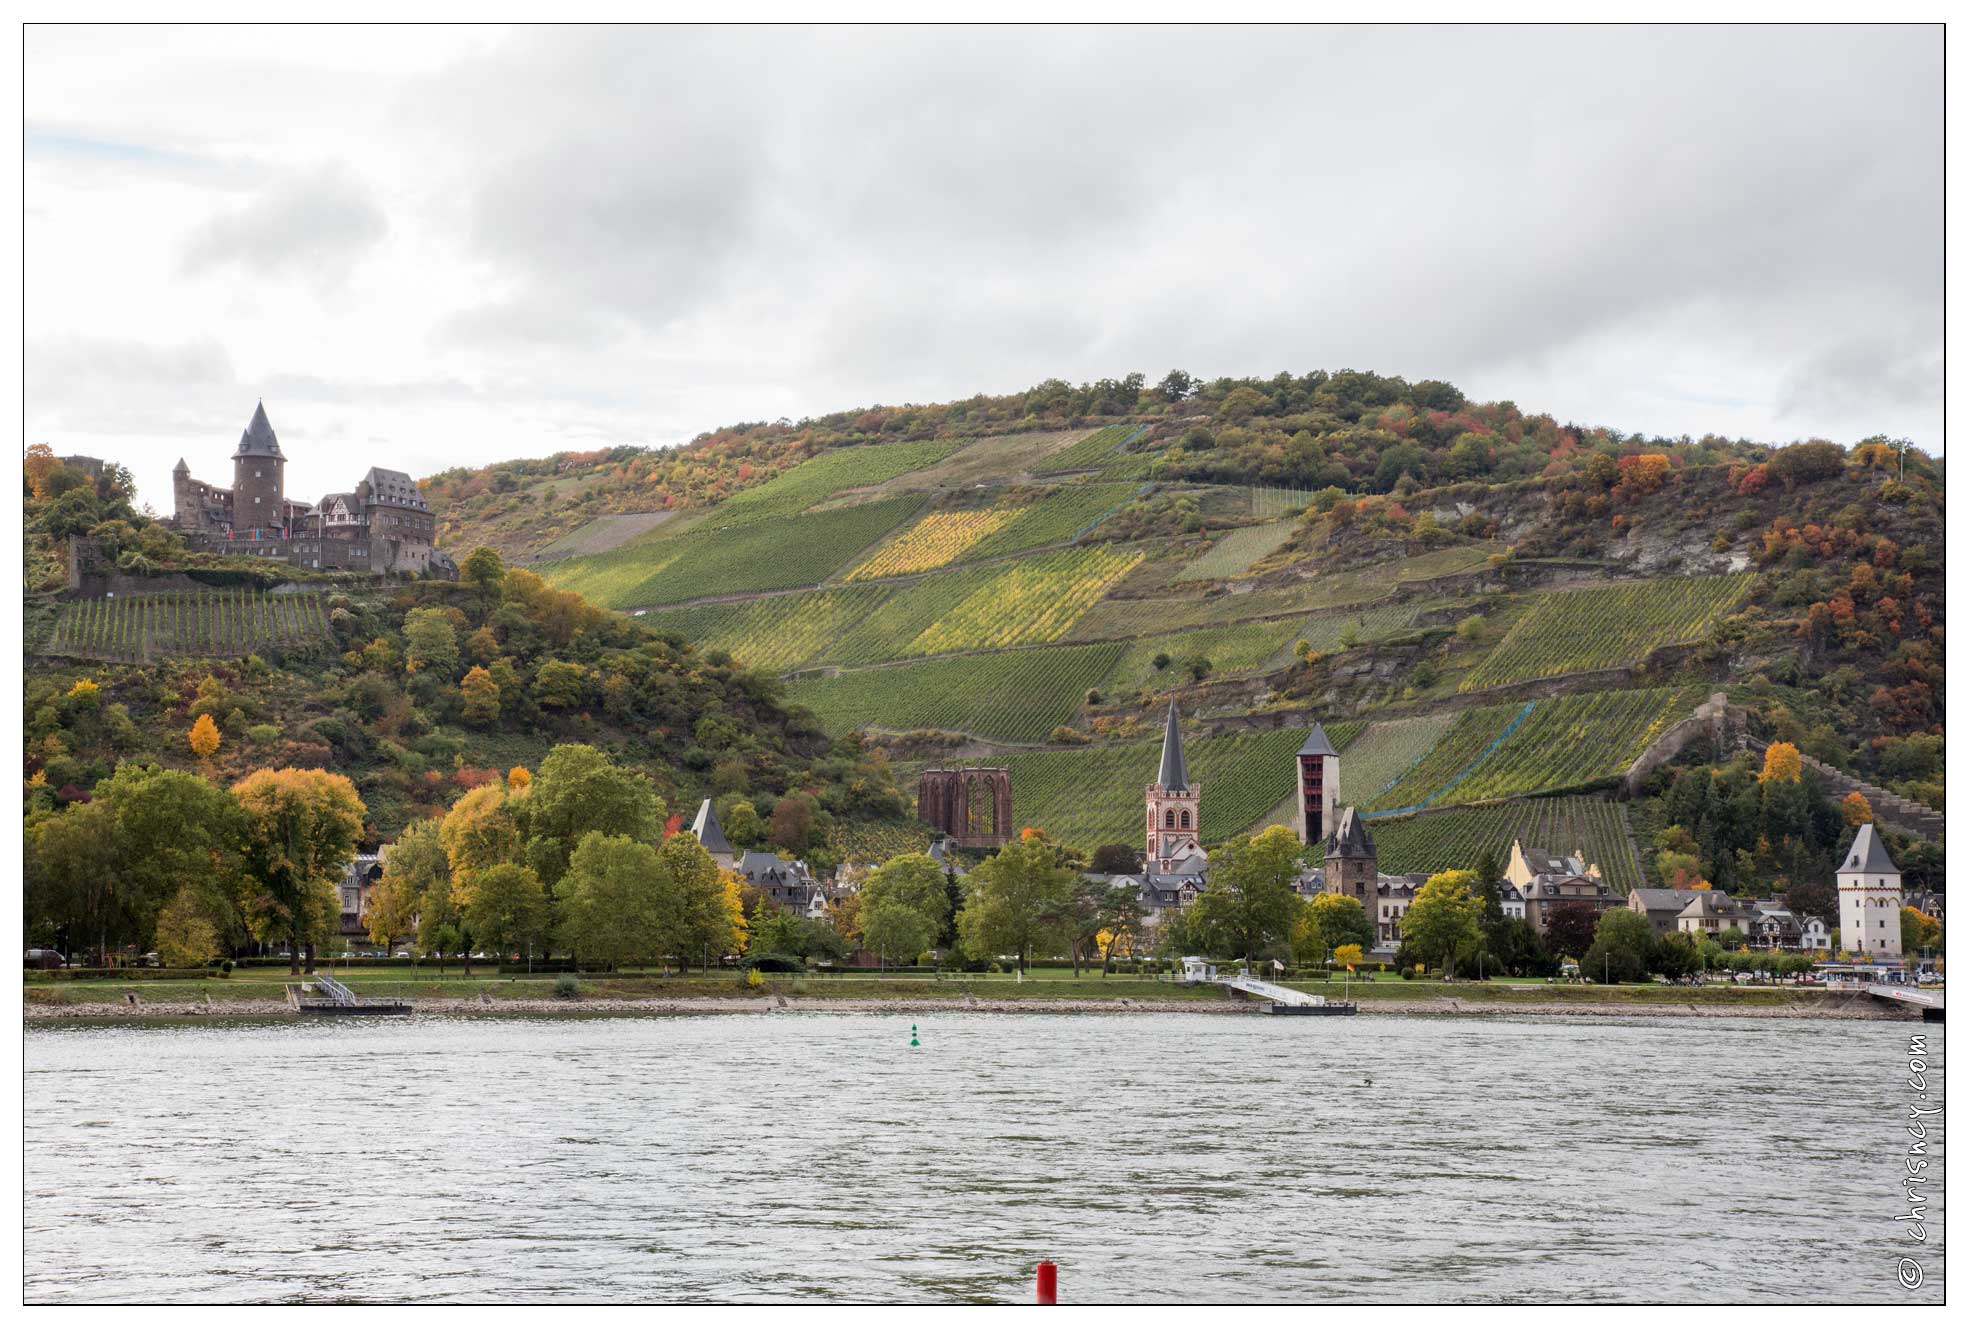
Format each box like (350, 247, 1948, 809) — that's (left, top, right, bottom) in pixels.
(22, 993, 1915, 1022)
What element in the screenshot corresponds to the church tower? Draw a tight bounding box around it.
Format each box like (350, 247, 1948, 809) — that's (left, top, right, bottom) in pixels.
(1294, 722, 1339, 845)
(230, 401, 286, 531)
(1837, 822, 1902, 958)
(1145, 701, 1203, 874)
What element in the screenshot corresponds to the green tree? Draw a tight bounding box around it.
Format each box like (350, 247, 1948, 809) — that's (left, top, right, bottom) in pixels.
(661, 833, 741, 971)
(230, 768, 366, 975)
(957, 835, 1074, 973)
(859, 853, 952, 967)
(1186, 825, 1306, 962)
(460, 666, 501, 727)
(524, 744, 664, 890)
(26, 800, 127, 960)
(532, 659, 589, 710)
(1581, 906, 1657, 984)
(93, 762, 247, 948)
(440, 782, 525, 898)
(462, 546, 506, 607)
(558, 832, 667, 970)
(1304, 891, 1374, 955)
(463, 862, 550, 962)
(154, 884, 221, 967)
(402, 607, 460, 679)
(369, 818, 447, 950)
(1400, 869, 1484, 978)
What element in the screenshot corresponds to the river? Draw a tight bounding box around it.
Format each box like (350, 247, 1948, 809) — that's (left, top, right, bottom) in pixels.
(23, 1012, 1945, 1303)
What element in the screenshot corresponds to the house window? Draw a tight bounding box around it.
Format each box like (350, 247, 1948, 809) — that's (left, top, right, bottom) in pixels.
(1180, 810, 1190, 829)
(1165, 810, 1175, 829)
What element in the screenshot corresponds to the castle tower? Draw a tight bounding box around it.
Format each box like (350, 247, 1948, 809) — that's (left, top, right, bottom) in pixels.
(1145, 701, 1203, 874)
(171, 457, 195, 525)
(1294, 722, 1339, 845)
(1323, 806, 1377, 910)
(230, 401, 286, 531)
(1837, 822, 1902, 958)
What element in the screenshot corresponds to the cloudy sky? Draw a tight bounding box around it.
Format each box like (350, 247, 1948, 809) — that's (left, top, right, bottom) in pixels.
(25, 24, 1942, 512)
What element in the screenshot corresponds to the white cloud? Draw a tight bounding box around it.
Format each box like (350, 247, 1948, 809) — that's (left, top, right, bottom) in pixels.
(23, 23, 1944, 519)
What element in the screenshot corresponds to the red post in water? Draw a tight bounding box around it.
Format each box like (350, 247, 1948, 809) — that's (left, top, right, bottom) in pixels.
(1035, 1260, 1057, 1305)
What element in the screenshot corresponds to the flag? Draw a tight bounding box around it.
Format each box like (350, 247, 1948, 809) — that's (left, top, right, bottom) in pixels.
(1346, 965, 1355, 972)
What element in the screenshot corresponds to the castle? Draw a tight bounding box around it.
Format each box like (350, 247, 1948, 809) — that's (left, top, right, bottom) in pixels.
(171, 402, 454, 579)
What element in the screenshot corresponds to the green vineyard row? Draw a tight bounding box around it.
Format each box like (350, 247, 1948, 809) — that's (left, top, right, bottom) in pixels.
(1461, 573, 1753, 691)
(46, 589, 331, 664)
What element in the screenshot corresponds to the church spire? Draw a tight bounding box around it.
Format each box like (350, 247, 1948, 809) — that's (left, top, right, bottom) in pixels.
(1157, 700, 1189, 792)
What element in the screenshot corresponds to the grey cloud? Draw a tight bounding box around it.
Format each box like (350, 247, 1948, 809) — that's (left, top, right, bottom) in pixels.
(182, 163, 387, 288)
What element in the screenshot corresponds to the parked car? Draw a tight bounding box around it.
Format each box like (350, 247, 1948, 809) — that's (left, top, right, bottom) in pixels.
(24, 948, 65, 970)
(143, 952, 161, 967)
(393, 950, 411, 959)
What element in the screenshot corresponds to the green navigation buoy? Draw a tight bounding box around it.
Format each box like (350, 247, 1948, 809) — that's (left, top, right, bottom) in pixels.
(910, 1023, 920, 1048)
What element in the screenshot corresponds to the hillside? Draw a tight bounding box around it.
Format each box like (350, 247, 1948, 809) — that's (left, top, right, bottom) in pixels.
(22, 457, 911, 867)
(26, 371, 1946, 921)
(407, 370, 1942, 908)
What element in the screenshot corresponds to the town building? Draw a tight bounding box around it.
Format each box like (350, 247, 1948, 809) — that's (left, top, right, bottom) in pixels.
(1674, 889, 1756, 940)
(171, 402, 455, 578)
(336, 850, 385, 944)
(1837, 823, 1903, 958)
(1628, 887, 1707, 936)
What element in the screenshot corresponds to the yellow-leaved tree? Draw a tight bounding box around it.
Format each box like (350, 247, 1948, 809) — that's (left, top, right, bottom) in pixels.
(1333, 943, 1365, 969)
(154, 884, 220, 968)
(1759, 741, 1803, 785)
(1842, 791, 1874, 826)
(188, 714, 221, 761)
(231, 768, 365, 975)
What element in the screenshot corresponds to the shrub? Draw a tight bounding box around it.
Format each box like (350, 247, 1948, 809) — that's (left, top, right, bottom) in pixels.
(553, 974, 581, 1000)
(747, 952, 803, 973)
(219, 959, 234, 977)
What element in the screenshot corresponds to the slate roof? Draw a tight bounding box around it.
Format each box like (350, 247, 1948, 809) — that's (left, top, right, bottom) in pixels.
(172, 457, 190, 474)
(1324, 805, 1376, 860)
(1298, 723, 1338, 758)
(1156, 700, 1190, 792)
(234, 401, 284, 459)
(1518, 845, 1585, 877)
(690, 798, 734, 856)
(363, 467, 430, 511)
(1631, 887, 1704, 913)
(1840, 823, 1899, 877)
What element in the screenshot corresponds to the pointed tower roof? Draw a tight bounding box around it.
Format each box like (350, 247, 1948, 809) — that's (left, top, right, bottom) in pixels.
(1841, 822, 1898, 876)
(1156, 700, 1190, 792)
(690, 798, 733, 857)
(172, 457, 191, 475)
(1298, 722, 1338, 758)
(233, 401, 284, 459)
(1325, 805, 1376, 860)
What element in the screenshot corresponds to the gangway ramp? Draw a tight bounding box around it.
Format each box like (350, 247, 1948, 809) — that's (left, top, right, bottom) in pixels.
(1181, 956, 1356, 1016)
(1866, 984, 1944, 1022)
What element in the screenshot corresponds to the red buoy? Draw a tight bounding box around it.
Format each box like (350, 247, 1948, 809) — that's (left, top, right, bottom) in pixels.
(1035, 1260, 1057, 1305)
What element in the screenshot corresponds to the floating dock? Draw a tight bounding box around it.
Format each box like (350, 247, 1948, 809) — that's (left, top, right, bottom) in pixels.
(286, 973, 411, 1016)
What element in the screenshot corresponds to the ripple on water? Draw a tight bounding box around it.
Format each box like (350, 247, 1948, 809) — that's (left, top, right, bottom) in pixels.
(23, 1011, 1944, 1304)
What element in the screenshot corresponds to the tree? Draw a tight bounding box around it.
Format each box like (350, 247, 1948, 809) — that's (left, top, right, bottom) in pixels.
(1759, 741, 1803, 785)
(524, 744, 664, 890)
(26, 801, 128, 961)
(1332, 943, 1365, 969)
(93, 762, 247, 949)
(557, 832, 667, 969)
(660, 834, 741, 970)
(1581, 907, 1656, 984)
(1185, 826, 1306, 962)
(1544, 902, 1601, 961)
(719, 799, 764, 851)
(1841, 791, 1874, 827)
(1089, 843, 1143, 875)
(770, 794, 816, 856)
(462, 546, 506, 606)
(532, 659, 589, 710)
(1092, 880, 1145, 973)
(460, 666, 501, 727)
(1400, 870, 1483, 978)
(230, 769, 366, 975)
(463, 863, 550, 961)
(1304, 891, 1374, 955)
(439, 782, 524, 898)
(858, 853, 951, 967)
(154, 885, 221, 967)
(402, 607, 460, 678)
(188, 713, 221, 761)
(957, 836, 1074, 972)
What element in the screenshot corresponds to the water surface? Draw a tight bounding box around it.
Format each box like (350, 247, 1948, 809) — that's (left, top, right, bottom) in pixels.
(24, 1012, 1945, 1303)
